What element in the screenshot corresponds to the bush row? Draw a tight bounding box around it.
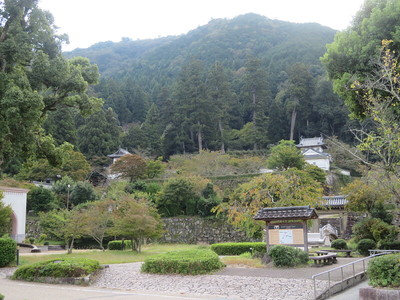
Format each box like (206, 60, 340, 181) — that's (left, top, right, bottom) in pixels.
(141, 249, 224, 275)
(12, 258, 101, 281)
(107, 240, 132, 250)
(0, 237, 17, 267)
(210, 242, 266, 255)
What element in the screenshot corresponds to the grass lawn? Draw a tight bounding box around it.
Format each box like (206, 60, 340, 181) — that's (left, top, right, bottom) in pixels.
(220, 256, 264, 268)
(19, 244, 205, 265)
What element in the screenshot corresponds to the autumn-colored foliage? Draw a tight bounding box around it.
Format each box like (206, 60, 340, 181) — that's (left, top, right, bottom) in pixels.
(111, 154, 147, 182)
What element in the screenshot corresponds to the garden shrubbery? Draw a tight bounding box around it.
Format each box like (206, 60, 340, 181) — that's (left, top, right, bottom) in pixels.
(0, 237, 17, 267)
(268, 245, 309, 267)
(378, 240, 400, 250)
(357, 239, 376, 256)
(141, 249, 224, 275)
(331, 239, 348, 250)
(210, 242, 266, 255)
(368, 254, 400, 287)
(12, 258, 100, 281)
(108, 240, 132, 250)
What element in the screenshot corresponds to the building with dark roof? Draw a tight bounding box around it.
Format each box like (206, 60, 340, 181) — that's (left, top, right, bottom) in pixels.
(107, 148, 130, 164)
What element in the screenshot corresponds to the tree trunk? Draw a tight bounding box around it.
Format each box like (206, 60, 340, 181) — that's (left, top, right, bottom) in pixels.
(197, 121, 203, 152)
(252, 89, 256, 123)
(290, 108, 297, 141)
(67, 238, 75, 254)
(218, 119, 225, 153)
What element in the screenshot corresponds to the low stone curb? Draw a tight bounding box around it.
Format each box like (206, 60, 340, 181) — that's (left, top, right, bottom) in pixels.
(359, 286, 400, 300)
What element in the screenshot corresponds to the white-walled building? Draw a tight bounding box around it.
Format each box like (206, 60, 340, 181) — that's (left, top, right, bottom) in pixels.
(297, 137, 331, 171)
(0, 186, 28, 242)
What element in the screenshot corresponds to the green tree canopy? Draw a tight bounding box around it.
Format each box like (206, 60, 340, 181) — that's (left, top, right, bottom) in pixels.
(27, 186, 58, 212)
(111, 195, 163, 252)
(321, 0, 400, 118)
(266, 140, 305, 170)
(0, 0, 102, 172)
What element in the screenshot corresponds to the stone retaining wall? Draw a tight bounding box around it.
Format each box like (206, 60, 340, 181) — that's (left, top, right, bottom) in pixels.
(160, 216, 259, 244)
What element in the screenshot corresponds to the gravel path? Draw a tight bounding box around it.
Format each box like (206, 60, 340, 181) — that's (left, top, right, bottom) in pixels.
(91, 263, 331, 300)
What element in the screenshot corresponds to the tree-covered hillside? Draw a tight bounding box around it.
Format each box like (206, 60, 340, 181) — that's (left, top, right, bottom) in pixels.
(54, 13, 355, 160)
(67, 13, 336, 91)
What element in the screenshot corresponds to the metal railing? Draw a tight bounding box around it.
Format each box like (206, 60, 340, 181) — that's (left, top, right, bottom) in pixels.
(311, 253, 387, 300)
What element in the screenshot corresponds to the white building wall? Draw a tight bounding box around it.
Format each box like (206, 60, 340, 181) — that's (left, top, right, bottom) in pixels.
(305, 158, 330, 171)
(0, 187, 28, 242)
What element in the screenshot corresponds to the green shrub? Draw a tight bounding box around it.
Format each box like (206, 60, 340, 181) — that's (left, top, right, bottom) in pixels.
(0, 293, 4, 300)
(357, 239, 376, 256)
(352, 218, 398, 244)
(108, 240, 132, 250)
(353, 218, 378, 242)
(368, 254, 400, 287)
(0, 237, 17, 267)
(12, 258, 100, 281)
(268, 245, 309, 267)
(371, 221, 399, 243)
(141, 249, 224, 275)
(331, 239, 348, 250)
(210, 242, 266, 255)
(378, 240, 400, 250)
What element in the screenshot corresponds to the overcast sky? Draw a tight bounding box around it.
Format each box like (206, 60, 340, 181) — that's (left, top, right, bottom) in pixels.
(39, 0, 365, 51)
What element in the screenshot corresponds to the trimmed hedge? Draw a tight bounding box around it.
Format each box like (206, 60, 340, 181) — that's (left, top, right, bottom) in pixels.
(141, 249, 224, 275)
(368, 254, 400, 287)
(331, 239, 348, 250)
(357, 239, 376, 256)
(211, 242, 266, 255)
(268, 245, 309, 267)
(108, 240, 132, 250)
(378, 240, 400, 250)
(12, 258, 100, 281)
(0, 237, 17, 267)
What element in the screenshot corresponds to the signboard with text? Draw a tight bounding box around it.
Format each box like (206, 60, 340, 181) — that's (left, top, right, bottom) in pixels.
(268, 223, 304, 246)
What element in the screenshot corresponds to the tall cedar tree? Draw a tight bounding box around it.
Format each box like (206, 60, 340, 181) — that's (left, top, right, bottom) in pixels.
(240, 58, 270, 149)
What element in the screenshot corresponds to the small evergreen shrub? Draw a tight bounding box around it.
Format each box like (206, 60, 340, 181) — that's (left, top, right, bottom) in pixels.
(357, 239, 376, 256)
(141, 249, 224, 275)
(12, 258, 100, 281)
(0, 237, 17, 267)
(210, 242, 266, 255)
(0, 293, 4, 299)
(268, 245, 309, 267)
(108, 240, 132, 250)
(368, 254, 400, 287)
(331, 239, 348, 250)
(378, 240, 400, 250)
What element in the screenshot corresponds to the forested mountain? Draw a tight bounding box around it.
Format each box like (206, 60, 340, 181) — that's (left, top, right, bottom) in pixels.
(54, 13, 353, 160)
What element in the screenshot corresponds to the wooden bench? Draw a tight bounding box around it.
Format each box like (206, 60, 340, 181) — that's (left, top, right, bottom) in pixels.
(316, 249, 353, 257)
(310, 252, 337, 266)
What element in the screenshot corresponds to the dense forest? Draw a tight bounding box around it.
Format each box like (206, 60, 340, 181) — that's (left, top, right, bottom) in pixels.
(48, 13, 355, 161)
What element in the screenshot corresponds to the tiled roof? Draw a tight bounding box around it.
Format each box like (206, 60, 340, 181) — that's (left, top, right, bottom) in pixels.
(254, 205, 319, 221)
(107, 148, 130, 158)
(322, 195, 348, 207)
(297, 137, 325, 148)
